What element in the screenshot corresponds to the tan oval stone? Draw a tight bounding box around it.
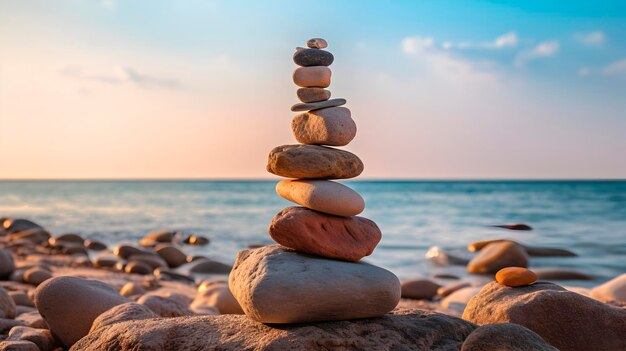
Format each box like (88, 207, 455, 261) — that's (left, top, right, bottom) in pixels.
(292, 66, 331, 88)
(297, 87, 330, 103)
(267, 144, 363, 179)
(269, 206, 380, 262)
(467, 241, 529, 274)
(276, 180, 364, 216)
(228, 245, 400, 323)
(292, 107, 356, 146)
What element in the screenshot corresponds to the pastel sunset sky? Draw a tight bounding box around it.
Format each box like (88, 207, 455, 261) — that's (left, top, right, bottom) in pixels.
(1, 0, 625, 179)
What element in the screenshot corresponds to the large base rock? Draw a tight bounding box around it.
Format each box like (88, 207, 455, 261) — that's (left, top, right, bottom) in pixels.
(71, 309, 476, 351)
(229, 245, 400, 323)
(462, 281, 626, 351)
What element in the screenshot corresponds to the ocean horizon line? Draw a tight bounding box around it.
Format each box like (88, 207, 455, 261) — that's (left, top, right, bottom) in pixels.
(0, 178, 624, 182)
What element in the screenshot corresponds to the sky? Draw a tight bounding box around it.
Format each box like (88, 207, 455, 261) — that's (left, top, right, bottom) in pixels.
(1, 0, 625, 179)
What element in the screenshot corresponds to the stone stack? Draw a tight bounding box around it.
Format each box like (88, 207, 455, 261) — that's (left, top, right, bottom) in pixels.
(229, 38, 401, 324)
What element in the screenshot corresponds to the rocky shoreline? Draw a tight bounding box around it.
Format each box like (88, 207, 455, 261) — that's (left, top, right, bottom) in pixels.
(0, 217, 624, 350)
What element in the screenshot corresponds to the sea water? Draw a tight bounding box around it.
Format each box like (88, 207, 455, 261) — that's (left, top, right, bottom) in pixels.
(1, 180, 624, 287)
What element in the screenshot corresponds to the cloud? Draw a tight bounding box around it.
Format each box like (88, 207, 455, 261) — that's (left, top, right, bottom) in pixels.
(115, 66, 180, 88)
(575, 31, 606, 45)
(492, 32, 518, 48)
(401, 36, 497, 83)
(603, 59, 626, 77)
(61, 65, 180, 88)
(441, 32, 518, 50)
(402, 37, 435, 54)
(515, 40, 559, 67)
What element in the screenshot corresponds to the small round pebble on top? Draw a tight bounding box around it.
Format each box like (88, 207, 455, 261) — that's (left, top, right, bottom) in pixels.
(307, 38, 327, 49)
(495, 267, 537, 287)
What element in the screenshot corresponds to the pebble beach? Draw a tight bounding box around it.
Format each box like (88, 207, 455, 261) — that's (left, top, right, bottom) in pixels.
(0, 37, 624, 350)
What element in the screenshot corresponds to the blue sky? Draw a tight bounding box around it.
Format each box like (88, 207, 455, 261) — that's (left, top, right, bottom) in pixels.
(0, 0, 625, 178)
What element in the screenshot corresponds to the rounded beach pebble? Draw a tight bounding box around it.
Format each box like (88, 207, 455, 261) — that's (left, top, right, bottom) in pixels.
(496, 267, 537, 287)
(293, 66, 331, 88)
(297, 87, 330, 103)
(266, 144, 363, 180)
(229, 245, 400, 323)
(293, 48, 334, 67)
(276, 179, 364, 217)
(292, 106, 356, 146)
(34, 276, 129, 347)
(307, 38, 328, 49)
(269, 206, 381, 262)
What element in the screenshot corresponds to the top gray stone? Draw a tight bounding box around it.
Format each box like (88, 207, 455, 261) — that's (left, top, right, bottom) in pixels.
(307, 38, 327, 49)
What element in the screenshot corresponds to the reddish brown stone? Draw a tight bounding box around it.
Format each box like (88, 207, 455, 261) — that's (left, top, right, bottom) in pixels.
(268, 207, 381, 262)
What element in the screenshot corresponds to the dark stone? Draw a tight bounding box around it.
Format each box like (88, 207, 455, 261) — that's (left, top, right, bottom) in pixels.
(293, 48, 334, 67)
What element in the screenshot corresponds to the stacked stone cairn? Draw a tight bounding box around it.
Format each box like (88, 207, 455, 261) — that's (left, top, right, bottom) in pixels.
(229, 38, 401, 324)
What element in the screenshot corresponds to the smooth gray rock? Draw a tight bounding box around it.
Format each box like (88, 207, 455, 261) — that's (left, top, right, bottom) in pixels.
(291, 98, 346, 112)
(229, 245, 401, 324)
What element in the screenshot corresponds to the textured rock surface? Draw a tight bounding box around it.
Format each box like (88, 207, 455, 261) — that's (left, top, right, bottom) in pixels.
(467, 241, 529, 274)
(293, 66, 331, 88)
(0, 340, 38, 351)
(137, 291, 194, 318)
(276, 179, 365, 217)
(90, 302, 158, 332)
(71, 309, 476, 351)
(297, 87, 330, 103)
(229, 245, 400, 323)
(269, 207, 381, 261)
(291, 98, 346, 112)
(463, 281, 626, 351)
(461, 323, 558, 351)
(292, 107, 356, 146)
(293, 48, 334, 67)
(34, 276, 130, 347)
(267, 144, 363, 180)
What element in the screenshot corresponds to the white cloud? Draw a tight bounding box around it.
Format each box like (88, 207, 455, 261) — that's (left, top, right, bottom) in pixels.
(401, 36, 497, 84)
(440, 32, 518, 50)
(402, 37, 435, 54)
(575, 31, 606, 45)
(61, 65, 180, 88)
(603, 59, 626, 77)
(515, 40, 560, 67)
(492, 32, 518, 48)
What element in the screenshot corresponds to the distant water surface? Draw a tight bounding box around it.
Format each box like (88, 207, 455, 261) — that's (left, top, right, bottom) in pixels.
(1, 180, 624, 287)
